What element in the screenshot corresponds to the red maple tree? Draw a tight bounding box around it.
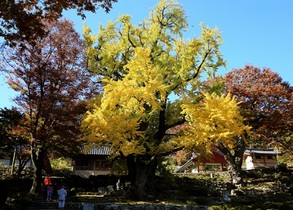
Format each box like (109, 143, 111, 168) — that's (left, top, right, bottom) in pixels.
(225, 65, 293, 150)
(0, 19, 100, 193)
(0, 0, 118, 43)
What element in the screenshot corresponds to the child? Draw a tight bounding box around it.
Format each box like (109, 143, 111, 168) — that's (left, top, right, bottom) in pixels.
(47, 184, 54, 201)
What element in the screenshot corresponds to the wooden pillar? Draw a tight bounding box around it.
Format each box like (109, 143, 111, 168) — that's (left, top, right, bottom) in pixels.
(263, 155, 266, 167)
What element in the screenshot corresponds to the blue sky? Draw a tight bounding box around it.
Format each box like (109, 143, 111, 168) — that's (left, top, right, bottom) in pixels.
(1, 0, 293, 108)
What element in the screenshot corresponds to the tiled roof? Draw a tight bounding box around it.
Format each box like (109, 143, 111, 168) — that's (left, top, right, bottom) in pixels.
(80, 145, 111, 155)
(244, 148, 281, 155)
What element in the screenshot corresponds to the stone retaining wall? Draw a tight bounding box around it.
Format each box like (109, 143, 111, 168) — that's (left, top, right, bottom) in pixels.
(67, 202, 208, 210)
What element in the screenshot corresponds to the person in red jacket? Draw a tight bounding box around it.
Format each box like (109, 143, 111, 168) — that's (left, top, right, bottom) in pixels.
(44, 174, 52, 198)
(44, 174, 52, 186)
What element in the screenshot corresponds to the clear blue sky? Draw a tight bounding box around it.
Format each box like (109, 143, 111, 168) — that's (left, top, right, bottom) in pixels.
(1, 0, 293, 108)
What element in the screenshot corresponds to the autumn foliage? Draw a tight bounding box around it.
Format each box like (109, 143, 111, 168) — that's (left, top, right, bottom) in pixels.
(0, 0, 117, 43)
(0, 19, 100, 193)
(224, 65, 293, 151)
(177, 93, 251, 153)
(81, 0, 249, 197)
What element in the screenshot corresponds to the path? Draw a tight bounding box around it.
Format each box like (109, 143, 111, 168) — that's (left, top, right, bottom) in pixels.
(25, 198, 61, 210)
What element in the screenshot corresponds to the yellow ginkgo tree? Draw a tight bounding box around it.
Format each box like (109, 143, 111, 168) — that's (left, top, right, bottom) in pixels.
(180, 93, 250, 150)
(174, 93, 251, 184)
(81, 0, 248, 198)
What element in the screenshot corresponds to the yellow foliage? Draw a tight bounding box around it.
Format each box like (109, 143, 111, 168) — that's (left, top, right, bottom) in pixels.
(81, 0, 228, 158)
(174, 93, 251, 151)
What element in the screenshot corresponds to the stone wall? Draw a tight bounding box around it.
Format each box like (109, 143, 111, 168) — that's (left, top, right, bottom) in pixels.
(66, 202, 209, 210)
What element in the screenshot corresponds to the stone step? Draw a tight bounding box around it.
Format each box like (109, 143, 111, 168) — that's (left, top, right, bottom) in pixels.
(25, 201, 209, 210)
(25, 200, 61, 210)
(26, 207, 59, 210)
(26, 206, 60, 210)
(25, 197, 209, 210)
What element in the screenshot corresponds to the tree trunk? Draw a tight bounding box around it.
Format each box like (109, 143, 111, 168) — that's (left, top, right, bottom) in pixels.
(10, 147, 16, 176)
(17, 157, 31, 178)
(218, 137, 246, 186)
(227, 159, 243, 185)
(29, 144, 45, 194)
(127, 154, 158, 199)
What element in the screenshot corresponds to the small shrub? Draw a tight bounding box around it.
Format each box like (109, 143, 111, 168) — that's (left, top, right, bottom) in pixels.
(277, 163, 288, 172)
(261, 201, 293, 210)
(243, 169, 263, 179)
(207, 205, 223, 210)
(186, 200, 197, 205)
(208, 204, 249, 210)
(50, 157, 73, 176)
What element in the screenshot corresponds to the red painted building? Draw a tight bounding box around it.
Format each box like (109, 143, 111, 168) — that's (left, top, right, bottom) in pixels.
(175, 151, 228, 173)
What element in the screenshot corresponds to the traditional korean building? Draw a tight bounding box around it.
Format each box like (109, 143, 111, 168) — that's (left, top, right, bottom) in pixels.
(243, 148, 281, 170)
(174, 151, 228, 173)
(72, 145, 112, 178)
(175, 148, 281, 173)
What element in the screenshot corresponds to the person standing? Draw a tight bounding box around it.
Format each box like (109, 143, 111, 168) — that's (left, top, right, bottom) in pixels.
(57, 185, 67, 210)
(43, 174, 52, 198)
(44, 174, 52, 186)
(46, 184, 54, 201)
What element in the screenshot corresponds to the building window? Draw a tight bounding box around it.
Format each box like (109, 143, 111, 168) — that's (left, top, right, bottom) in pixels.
(255, 155, 262, 159)
(267, 155, 274, 160)
(75, 159, 93, 170)
(95, 160, 110, 170)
